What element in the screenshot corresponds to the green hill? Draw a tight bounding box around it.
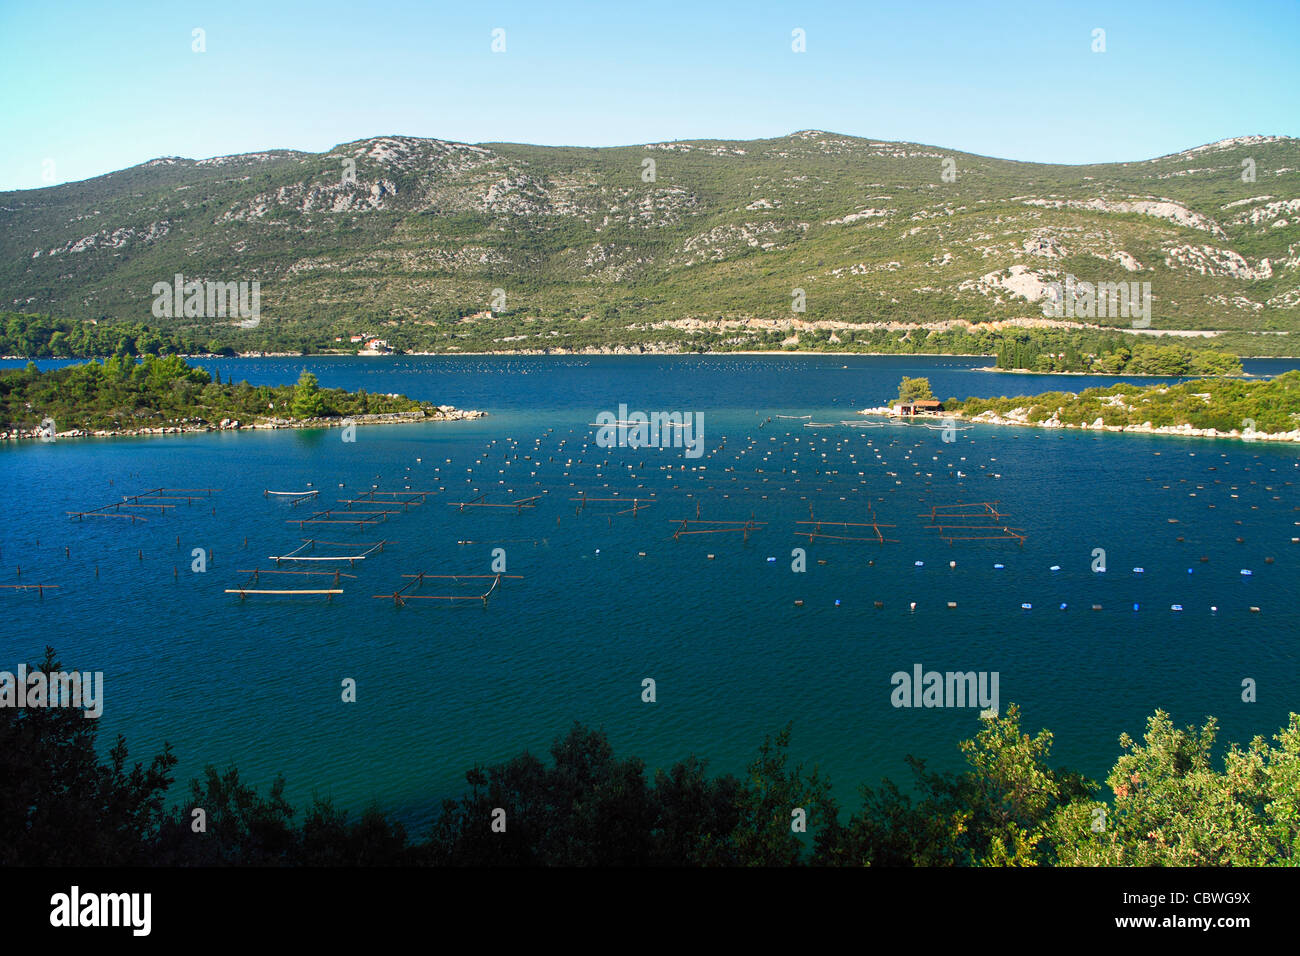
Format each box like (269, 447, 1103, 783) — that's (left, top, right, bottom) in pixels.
(2, 131, 1298, 354)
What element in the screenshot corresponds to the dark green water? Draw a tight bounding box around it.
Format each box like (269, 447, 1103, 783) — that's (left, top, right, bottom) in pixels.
(2, 355, 1296, 827)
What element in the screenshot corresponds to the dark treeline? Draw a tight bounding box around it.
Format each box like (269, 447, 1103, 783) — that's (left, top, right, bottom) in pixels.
(0, 312, 231, 358)
(992, 329, 1242, 375)
(0, 358, 421, 432)
(0, 311, 1253, 370)
(2, 650, 1297, 866)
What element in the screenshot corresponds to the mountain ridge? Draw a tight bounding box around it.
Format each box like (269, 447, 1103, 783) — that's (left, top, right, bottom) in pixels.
(3, 129, 1297, 354)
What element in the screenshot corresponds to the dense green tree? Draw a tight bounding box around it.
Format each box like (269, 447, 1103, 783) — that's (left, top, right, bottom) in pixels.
(290, 370, 326, 418)
(897, 376, 935, 402)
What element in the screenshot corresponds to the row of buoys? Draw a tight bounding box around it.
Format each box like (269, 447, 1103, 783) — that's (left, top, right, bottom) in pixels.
(798, 599, 1262, 613)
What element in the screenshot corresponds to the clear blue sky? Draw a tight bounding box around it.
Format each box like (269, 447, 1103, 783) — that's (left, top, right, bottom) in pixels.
(1, 0, 1297, 190)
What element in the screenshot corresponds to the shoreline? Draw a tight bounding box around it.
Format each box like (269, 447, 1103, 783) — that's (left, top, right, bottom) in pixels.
(857, 407, 1300, 444)
(7, 349, 1300, 363)
(0, 407, 486, 443)
(970, 365, 1258, 378)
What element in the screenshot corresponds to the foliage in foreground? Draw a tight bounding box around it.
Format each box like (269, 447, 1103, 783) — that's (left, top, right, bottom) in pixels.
(2, 650, 1297, 866)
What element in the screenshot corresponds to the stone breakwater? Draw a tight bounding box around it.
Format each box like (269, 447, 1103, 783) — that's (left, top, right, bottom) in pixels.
(1, 406, 486, 442)
(858, 406, 1300, 443)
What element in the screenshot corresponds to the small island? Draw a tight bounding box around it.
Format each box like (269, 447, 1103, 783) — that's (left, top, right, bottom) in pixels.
(0, 355, 484, 440)
(864, 373, 1300, 443)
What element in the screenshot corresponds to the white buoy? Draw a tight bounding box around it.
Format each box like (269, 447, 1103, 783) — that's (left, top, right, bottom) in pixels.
(949, 560, 956, 568)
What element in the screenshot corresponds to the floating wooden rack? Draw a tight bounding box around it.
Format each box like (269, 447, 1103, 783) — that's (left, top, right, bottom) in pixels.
(670, 503, 766, 544)
(225, 587, 342, 600)
(920, 501, 1027, 545)
(340, 490, 434, 512)
(237, 568, 357, 586)
(373, 572, 523, 607)
(268, 539, 390, 565)
(448, 493, 542, 514)
(287, 509, 401, 528)
(795, 504, 897, 544)
(67, 487, 219, 521)
(570, 492, 655, 519)
(265, 489, 319, 507)
(0, 584, 59, 598)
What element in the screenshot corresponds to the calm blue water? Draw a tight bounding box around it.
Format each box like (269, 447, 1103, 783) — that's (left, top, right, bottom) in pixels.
(2, 355, 1297, 828)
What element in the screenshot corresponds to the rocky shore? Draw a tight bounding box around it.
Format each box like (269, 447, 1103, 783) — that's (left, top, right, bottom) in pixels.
(858, 406, 1300, 443)
(1, 405, 485, 442)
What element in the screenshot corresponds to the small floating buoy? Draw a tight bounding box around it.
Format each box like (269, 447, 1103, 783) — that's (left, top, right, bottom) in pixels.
(1059, 603, 1067, 610)
(909, 602, 916, 611)
(1133, 603, 1140, 611)
(1211, 606, 1218, 613)
(834, 599, 841, 606)
(949, 560, 956, 569)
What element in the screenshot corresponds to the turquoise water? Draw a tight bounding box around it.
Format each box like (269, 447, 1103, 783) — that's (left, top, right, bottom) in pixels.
(1, 355, 1297, 827)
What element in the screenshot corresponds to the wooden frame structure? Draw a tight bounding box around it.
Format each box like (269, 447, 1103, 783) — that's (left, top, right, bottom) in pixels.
(0, 583, 59, 598)
(264, 489, 319, 507)
(570, 491, 655, 519)
(67, 487, 218, 522)
(669, 502, 766, 544)
(226, 567, 354, 601)
(795, 503, 897, 544)
(268, 539, 390, 566)
(373, 572, 523, 607)
(448, 493, 542, 514)
(920, 501, 1027, 545)
(287, 508, 404, 528)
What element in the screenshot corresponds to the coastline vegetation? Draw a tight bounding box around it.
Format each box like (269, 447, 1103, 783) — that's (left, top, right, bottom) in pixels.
(3, 649, 1297, 866)
(0, 355, 428, 434)
(943, 370, 1300, 435)
(992, 330, 1242, 375)
(0, 311, 1269, 370)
